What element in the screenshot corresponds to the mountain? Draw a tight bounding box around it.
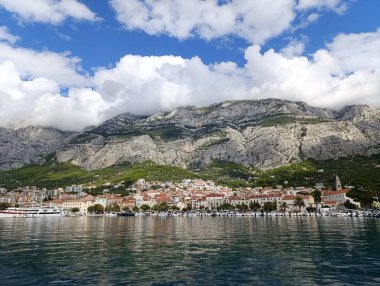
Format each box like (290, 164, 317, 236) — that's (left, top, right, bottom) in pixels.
(1, 99, 379, 172)
(53, 99, 380, 170)
(0, 126, 75, 170)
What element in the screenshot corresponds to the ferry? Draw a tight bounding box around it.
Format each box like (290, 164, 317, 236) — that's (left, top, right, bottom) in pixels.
(0, 206, 65, 218)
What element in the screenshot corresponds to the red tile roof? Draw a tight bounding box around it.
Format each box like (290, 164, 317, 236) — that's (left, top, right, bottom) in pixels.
(282, 195, 295, 201)
(206, 194, 224, 198)
(249, 194, 282, 199)
(324, 189, 349, 196)
(322, 200, 337, 205)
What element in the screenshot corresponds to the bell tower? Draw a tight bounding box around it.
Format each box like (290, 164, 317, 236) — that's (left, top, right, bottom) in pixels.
(335, 175, 342, 191)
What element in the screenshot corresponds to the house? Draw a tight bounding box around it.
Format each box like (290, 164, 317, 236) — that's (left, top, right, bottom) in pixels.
(134, 194, 144, 207)
(121, 196, 136, 209)
(323, 189, 360, 208)
(280, 194, 314, 211)
(176, 201, 188, 210)
(321, 200, 338, 210)
(205, 193, 225, 209)
(61, 195, 95, 215)
(247, 193, 282, 207)
(191, 197, 206, 209)
(95, 197, 108, 208)
(227, 195, 249, 206)
(154, 193, 171, 206)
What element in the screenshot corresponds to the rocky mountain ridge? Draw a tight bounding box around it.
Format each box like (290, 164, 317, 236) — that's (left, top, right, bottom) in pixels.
(1, 99, 380, 171)
(0, 126, 75, 170)
(55, 99, 380, 170)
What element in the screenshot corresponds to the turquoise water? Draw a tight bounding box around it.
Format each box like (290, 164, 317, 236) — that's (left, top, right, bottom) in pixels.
(0, 216, 379, 285)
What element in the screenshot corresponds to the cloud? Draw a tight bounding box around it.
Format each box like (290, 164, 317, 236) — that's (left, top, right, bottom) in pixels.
(0, 41, 100, 131)
(0, 28, 379, 131)
(280, 39, 306, 58)
(326, 29, 380, 73)
(110, 0, 350, 44)
(0, 26, 19, 44)
(0, 61, 106, 131)
(0, 42, 88, 87)
(92, 27, 380, 119)
(0, 0, 97, 24)
(244, 29, 380, 108)
(297, 0, 348, 14)
(93, 55, 249, 116)
(110, 0, 294, 44)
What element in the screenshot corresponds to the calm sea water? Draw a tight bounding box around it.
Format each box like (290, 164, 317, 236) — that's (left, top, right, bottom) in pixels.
(0, 216, 379, 285)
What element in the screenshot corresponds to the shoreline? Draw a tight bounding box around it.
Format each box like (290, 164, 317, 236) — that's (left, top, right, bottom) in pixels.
(1, 210, 380, 219)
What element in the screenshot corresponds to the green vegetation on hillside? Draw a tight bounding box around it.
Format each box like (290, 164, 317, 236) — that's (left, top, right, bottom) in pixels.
(0, 161, 196, 190)
(199, 155, 380, 193)
(258, 114, 331, 127)
(198, 138, 230, 150)
(255, 155, 380, 191)
(1, 155, 380, 203)
(92, 125, 185, 141)
(200, 160, 253, 188)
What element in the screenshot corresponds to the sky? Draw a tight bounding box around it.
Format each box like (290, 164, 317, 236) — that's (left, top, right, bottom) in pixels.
(0, 0, 379, 131)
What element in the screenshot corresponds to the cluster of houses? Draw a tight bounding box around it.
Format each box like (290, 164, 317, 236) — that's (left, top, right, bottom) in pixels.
(0, 176, 361, 215)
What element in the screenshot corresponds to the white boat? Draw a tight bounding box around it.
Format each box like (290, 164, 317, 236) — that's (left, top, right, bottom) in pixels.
(0, 206, 65, 218)
(105, 212, 117, 217)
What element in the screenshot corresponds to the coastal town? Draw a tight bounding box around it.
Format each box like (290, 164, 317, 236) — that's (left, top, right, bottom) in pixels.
(1, 175, 375, 217)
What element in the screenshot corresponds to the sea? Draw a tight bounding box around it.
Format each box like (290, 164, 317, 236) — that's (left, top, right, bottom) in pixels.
(0, 216, 379, 285)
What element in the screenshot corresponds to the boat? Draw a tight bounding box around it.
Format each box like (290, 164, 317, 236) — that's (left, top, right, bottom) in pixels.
(0, 206, 65, 218)
(105, 212, 117, 217)
(117, 211, 135, 217)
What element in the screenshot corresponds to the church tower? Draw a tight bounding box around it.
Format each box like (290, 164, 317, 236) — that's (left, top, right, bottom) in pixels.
(335, 175, 342, 191)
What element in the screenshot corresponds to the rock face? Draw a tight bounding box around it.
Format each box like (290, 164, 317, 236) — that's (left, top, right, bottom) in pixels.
(0, 127, 75, 170)
(0, 99, 379, 171)
(54, 99, 380, 170)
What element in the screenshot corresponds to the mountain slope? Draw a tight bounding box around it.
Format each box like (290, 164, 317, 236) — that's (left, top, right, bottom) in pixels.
(55, 99, 380, 170)
(0, 126, 75, 170)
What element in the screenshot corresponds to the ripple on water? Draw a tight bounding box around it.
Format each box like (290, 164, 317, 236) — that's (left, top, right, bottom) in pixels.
(0, 216, 379, 285)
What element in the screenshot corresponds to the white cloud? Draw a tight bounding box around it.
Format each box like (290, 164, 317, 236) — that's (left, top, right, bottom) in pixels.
(326, 29, 380, 73)
(93, 55, 249, 116)
(110, 0, 295, 44)
(0, 61, 106, 131)
(0, 28, 379, 131)
(0, 43, 88, 87)
(244, 28, 380, 108)
(110, 0, 350, 44)
(297, 0, 348, 14)
(307, 13, 320, 23)
(281, 39, 306, 58)
(0, 42, 99, 131)
(0, 0, 97, 24)
(92, 28, 380, 119)
(0, 26, 19, 44)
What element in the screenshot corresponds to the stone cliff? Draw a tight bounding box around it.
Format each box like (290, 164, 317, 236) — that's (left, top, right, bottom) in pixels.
(54, 99, 380, 170)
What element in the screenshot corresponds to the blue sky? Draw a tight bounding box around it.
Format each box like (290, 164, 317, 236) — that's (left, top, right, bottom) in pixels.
(0, 0, 379, 130)
(2, 0, 379, 69)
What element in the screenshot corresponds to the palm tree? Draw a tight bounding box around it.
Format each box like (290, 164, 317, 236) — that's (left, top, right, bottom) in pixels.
(280, 202, 288, 212)
(294, 197, 305, 212)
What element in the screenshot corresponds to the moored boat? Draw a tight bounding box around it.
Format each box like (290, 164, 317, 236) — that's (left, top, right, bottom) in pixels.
(117, 211, 135, 217)
(0, 206, 65, 218)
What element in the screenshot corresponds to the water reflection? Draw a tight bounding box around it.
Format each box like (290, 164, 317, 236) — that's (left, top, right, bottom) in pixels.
(0, 217, 379, 285)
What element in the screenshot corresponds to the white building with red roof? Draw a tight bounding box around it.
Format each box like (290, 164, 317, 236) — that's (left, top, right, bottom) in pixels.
(280, 194, 314, 211)
(323, 189, 360, 208)
(205, 193, 225, 209)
